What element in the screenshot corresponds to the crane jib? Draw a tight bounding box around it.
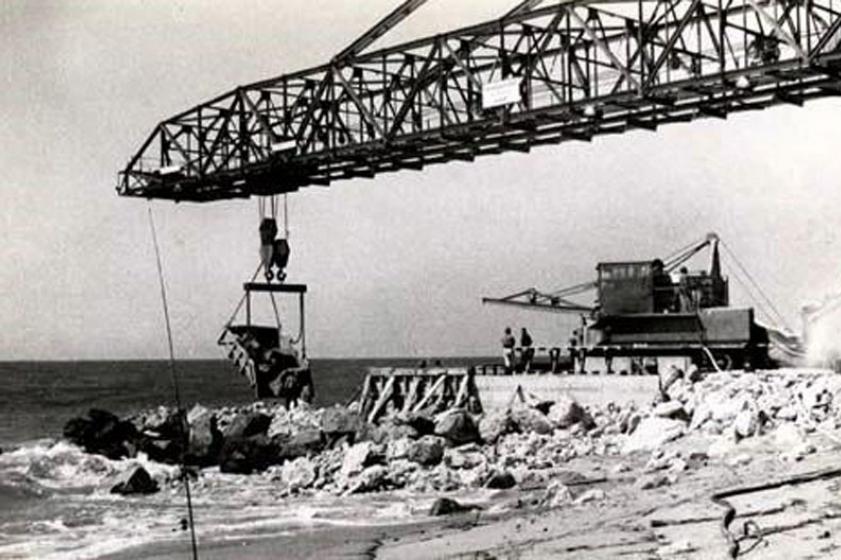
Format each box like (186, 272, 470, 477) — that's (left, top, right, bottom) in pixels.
(117, 1, 841, 202)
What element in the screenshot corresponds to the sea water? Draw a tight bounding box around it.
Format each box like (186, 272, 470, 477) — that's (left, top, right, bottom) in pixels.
(0, 358, 491, 559)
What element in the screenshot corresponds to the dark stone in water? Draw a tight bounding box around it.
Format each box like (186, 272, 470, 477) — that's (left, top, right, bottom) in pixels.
(218, 435, 281, 474)
(63, 409, 139, 460)
(485, 471, 517, 490)
(139, 436, 183, 465)
(111, 466, 159, 495)
(428, 497, 479, 516)
(137, 407, 183, 439)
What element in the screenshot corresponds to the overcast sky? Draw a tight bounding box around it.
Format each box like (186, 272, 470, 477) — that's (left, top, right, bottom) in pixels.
(2, 0, 841, 361)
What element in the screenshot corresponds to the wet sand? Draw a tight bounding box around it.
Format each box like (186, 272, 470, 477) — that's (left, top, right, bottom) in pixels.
(102, 517, 475, 560)
(106, 432, 841, 560)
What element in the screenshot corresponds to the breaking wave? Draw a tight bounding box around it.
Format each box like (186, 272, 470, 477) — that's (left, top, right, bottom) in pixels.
(0, 439, 433, 559)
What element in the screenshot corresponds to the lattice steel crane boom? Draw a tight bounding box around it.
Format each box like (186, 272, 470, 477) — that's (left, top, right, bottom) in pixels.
(118, 1, 841, 203)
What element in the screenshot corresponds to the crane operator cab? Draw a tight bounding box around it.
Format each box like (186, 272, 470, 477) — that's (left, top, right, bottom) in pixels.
(218, 215, 314, 404)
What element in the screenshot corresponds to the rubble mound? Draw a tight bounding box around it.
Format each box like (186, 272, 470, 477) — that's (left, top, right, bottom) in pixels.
(62, 369, 841, 498)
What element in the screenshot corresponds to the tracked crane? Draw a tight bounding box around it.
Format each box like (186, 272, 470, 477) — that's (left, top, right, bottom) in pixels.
(483, 233, 776, 373)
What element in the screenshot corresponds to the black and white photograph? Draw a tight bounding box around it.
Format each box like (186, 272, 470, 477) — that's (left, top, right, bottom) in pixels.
(3, 1, 841, 558)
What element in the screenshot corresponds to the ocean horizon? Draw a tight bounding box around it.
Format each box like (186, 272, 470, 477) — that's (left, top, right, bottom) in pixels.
(0, 357, 497, 446)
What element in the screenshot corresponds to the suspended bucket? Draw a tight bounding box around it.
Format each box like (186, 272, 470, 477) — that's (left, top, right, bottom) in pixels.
(219, 281, 314, 404)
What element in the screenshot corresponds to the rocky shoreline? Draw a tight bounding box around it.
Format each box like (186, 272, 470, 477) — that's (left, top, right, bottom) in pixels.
(61, 368, 841, 516)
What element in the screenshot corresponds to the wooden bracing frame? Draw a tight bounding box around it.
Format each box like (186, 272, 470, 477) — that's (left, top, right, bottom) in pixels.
(359, 368, 478, 423)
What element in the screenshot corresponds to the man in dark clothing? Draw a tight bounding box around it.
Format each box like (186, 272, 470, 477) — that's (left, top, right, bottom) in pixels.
(677, 267, 694, 312)
(520, 328, 534, 372)
(501, 327, 516, 374)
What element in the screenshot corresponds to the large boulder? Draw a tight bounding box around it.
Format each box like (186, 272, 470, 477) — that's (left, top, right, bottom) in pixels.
(688, 402, 712, 431)
(344, 465, 389, 495)
(359, 420, 418, 444)
(339, 441, 385, 480)
(443, 443, 485, 470)
(485, 471, 516, 490)
(406, 435, 445, 467)
(708, 394, 751, 424)
(138, 437, 183, 465)
(320, 405, 361, 444)
(478, 410, 516, 444)
(186, 404, 220, 466)
(218, 435, 281, 474)
(510, 405, 553, 435)
(63, 409, 140, 460)
(732, 408, 760, 440)
(540, 480, 573, 508)
(776, 405, 798, 421)
(652, 401, 688, 421)
(111, 466, 159, 495)
(434, 410, 480, 445)
(133, 406, 182, 438)
(222, 412, 272, 440)
(622, 416, 686, 453)
(386, 437, 413, 462)
(429, 497, 479, 516)
(398, 412, 436, 436)
(280, 456, 317, 492)
(774, 423, 806, 448)
(635, 473, 674, 490)
(547, 394, 593, 430)
(273, 429, 325, 464)
(574, 488, 606, 505)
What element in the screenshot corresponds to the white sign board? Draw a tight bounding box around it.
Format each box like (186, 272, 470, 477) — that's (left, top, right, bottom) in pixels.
(481, 77, 523, 110)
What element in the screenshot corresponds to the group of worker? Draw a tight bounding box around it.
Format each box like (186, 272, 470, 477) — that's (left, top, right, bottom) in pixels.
(501, 326, 534, 374)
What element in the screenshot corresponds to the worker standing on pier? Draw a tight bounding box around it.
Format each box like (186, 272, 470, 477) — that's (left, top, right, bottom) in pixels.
(677, 267, 694, 311)
(520, 328, 534, 373)
(501, 327, 516, 374)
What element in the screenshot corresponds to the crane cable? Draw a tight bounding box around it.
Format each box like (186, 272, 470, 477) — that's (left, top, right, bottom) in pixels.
(217, 262, 264, 342)
(267, 195, 282, 331)
(146, 204, 199, 560)
(283, 194, 290, 239)
(278, 193, 304, 344)
(255, 194, 301, 343)
(719, 240, 791, 332)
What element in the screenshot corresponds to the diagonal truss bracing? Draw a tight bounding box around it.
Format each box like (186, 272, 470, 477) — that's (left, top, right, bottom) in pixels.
(118, 0, 841, 202)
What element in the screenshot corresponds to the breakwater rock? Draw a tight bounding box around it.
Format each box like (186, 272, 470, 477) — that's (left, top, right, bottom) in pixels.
(62, 369, 841, 499)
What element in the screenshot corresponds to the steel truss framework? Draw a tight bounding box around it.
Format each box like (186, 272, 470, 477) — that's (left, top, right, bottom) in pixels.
(118, 0, 841, 202)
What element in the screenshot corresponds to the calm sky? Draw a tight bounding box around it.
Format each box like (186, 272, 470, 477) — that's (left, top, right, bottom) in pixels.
(2, 0, 840, 361)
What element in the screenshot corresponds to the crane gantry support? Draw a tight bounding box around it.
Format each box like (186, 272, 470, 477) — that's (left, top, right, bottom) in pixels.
(118, 0, 841, 202)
